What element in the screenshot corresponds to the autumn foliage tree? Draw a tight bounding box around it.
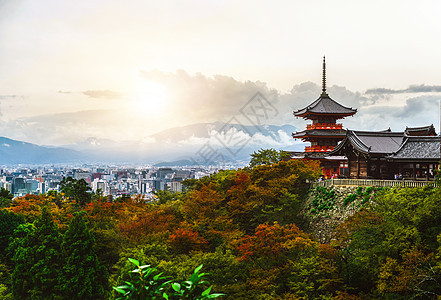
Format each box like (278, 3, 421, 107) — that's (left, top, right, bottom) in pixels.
(8, 155, 436, 299)
(168, 226, 208, 254)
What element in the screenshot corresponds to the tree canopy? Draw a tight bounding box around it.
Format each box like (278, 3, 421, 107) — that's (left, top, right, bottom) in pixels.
(1, 160, 440, 299)
(249, 148, 290, 168)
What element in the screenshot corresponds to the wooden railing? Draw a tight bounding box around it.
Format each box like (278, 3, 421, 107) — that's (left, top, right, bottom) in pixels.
(307, 123, 343, 130)
(311, 178, 438, 188)
(305, 145, 335, 152)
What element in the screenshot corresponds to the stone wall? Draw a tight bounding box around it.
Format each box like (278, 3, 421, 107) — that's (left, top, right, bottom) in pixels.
(300, 185, 382, 243)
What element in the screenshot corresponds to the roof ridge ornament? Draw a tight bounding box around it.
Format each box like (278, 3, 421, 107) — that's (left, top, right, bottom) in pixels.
(321, 56, 327, 96)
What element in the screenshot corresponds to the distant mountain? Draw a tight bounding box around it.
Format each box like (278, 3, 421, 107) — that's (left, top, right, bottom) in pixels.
(153, 160, 198, 167)
(0, 137, 83, 164)
(150, 122, 297, 143)
(0, 122, 306, 165)
(63, 122, 306, 164)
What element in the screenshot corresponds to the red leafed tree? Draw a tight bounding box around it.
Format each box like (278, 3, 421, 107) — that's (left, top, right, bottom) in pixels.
(181, 183, 239, 249)
(168, 226, 208, 254)
(236, 222, 314, 262)
(118, 205, 182, 243)
(8, 194, 57, 222)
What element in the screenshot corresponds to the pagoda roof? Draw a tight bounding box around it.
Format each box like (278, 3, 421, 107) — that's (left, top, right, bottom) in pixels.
(294, 57, 357, 119)
(292, 129, 346, 139)
(330, 129, 405, 155)
(405, 124, 436, 136)
(388, 136, 440, 161)
(294, 93, 357, 118)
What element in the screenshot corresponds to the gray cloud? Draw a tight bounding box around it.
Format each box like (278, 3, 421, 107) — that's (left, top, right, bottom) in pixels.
(139, 70, 440, 135)
(0, 95, 20, 99)
(274, 83, 440, 134)
(366, 84, 441, 94)
(0, 110, 124, 145)
(274, 82, 377, 129)
(0, 69, 439, 148)
(390, 96, 440, 118)
(140, 69, 279, 124)
(82, 90, 121, 99)
(343, 95, 440, 132)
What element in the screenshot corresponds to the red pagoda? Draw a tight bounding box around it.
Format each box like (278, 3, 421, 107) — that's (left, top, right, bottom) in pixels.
(292, 57, 357, 178)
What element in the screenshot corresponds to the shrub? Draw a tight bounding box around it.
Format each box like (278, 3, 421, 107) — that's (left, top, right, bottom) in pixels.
(113, 258, 224, 299)
(364, 187, 373, 195)
(344, 194, 357, 206)
(312, 187, 337, 212)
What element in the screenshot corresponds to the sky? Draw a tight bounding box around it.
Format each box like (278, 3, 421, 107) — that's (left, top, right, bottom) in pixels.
(1, 0, 441, 147)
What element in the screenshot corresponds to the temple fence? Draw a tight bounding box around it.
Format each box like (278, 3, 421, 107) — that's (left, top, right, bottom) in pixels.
(311, 178, 438, 188)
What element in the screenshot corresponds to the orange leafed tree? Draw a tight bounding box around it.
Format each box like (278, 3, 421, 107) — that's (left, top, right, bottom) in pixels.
(236, 222, 314, 262)
(181, 183, 240, 249)
(118, 204, 182, 243)
(168, 226, 208, 254)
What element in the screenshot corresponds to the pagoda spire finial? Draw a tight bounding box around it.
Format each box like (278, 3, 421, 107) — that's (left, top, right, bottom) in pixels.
(322, 56, 327, 95)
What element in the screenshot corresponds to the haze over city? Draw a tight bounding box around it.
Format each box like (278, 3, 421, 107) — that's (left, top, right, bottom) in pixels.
(1, 0, 441, 162)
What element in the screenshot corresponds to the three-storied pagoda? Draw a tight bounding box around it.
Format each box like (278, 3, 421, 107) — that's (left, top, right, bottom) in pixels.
(292, 57, 357, 177)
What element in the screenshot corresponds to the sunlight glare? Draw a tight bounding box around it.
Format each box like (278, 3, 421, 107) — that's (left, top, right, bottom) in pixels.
(131, 80, 169, 115)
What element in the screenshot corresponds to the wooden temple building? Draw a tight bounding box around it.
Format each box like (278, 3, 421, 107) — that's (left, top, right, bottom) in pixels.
(331, 126, 440, 180)
(291, 58, 440, 180)
(292, 57, 356, 178)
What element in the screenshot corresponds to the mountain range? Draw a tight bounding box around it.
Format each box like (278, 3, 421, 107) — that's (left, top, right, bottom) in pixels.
(0, 122, 305, 165)
(0, 137, 83, 164)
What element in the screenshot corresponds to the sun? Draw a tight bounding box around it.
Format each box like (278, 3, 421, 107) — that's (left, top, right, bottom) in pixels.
(131, 80, 169, 114)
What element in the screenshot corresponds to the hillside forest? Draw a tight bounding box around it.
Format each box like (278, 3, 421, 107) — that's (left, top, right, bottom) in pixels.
(2, 152, 441, 299)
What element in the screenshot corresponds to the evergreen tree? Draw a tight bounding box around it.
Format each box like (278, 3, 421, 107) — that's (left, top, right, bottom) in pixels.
(0, 210, 24, 257)
(249, 148, 289, 168)
(10, 206, 63, 299)
(61, 212, 108, 299)
(60, 176, 92, 207)
(0, 188, 13, 208)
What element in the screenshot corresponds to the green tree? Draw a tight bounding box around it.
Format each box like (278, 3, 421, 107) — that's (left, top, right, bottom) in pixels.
(336, 186, 441, 297)
(0, 188, 13, 208)
(60, 176, 92, 207)
(153, 189, 183, 205)
(249, 148, 289, 168)
(114, 259, 224, 300)
(0, 210, 24, 257)
(10, 206, 63, 299)
(61, 212, 108, 299)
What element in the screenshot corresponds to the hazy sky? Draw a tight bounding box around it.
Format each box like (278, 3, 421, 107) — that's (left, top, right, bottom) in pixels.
(1, 0, 441, 146)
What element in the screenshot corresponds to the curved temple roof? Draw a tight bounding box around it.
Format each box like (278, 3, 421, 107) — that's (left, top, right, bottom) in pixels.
(405, 124, 436, 136)
(388, 136, 440, 161)
(294, 94, 357, 118)
(292, 129, 346, 139)
(294, 57, 356, 119)
(330, 130, 405, 155)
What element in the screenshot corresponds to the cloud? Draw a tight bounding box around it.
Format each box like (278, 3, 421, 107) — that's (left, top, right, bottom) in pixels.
(0, 95, 20, 99)
(366, 84, 441, 94)
(138, 70, 440, 136)
(342, 95, 440, 133)
(0, 68, 439, 152)
(273, 82, 375, 129)
(82, 90, 121, 99)
(0, 110, 131, 145)
(140, 69, 279, 124)
(58, 90, 72, 94)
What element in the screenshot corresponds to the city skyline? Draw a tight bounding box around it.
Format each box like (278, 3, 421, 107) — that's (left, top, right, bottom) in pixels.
(1, 1, 441, 149)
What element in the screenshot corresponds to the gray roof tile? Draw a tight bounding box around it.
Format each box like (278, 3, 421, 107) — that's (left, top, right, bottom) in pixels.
(294, 93, 357, 117)
(389, 136, 440, 160)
